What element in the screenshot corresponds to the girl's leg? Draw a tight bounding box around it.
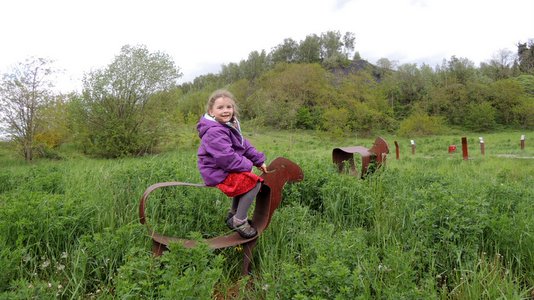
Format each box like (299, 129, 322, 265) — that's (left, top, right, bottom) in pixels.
(225, 197, 239, 223)
(235, 182, 261, 221)
(230, 197, 239, 214)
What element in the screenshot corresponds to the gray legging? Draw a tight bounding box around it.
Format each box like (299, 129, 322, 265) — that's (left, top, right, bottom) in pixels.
(231, 182, 262, 220)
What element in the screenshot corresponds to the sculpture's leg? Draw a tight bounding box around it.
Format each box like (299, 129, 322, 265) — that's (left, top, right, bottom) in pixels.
(333, 151, 354, 174)
(152, 240, 167, 257)
(361, 155, 371, 178)
(242, 239, 258, 275)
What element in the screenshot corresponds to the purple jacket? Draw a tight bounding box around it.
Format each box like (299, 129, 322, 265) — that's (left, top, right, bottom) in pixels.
(197, 115, 266, 186)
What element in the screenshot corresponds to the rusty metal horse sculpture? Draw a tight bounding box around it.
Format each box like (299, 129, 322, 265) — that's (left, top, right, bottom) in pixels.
(332, 137, 389, 178)
(138, 157, 304, 274)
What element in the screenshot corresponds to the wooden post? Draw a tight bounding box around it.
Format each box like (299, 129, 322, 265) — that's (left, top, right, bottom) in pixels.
(411, 140, 415, 155)
(394, 141, 399, 160)
(479, 137, 485, 155)
(520, 135, 525, 150)
(461, 137, 468, 160)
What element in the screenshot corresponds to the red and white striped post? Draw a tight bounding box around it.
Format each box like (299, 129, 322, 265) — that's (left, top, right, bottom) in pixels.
(479, 137, 485, 155)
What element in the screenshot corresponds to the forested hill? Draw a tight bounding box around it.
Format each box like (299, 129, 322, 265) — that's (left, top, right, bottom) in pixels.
(174, 31, 533, 139)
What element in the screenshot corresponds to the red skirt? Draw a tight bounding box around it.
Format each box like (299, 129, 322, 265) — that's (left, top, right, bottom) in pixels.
(217, 172, 264, 197)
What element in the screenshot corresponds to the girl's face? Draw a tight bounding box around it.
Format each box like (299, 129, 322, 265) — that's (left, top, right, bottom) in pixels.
(209, 97, 234, 123)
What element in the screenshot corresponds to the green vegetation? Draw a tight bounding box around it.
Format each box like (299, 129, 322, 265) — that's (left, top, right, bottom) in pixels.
(1, 130, 532, 298)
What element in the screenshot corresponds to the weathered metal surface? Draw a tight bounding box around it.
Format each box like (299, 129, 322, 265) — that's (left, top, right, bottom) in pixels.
(462, 137, 468, 160)
(138, 157, 304, 274)
(332, 137, 389, 178)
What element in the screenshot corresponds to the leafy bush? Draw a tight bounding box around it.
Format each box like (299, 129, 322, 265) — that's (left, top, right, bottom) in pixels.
(398, 113, 447, 137)
(464, 102, 497, 132)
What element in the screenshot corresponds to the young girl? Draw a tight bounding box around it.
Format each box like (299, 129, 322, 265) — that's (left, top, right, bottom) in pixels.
(197, 89, 268, 238)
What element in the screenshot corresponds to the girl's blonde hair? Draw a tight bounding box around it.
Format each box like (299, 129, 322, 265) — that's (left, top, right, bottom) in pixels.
(206, 89, 239, 117)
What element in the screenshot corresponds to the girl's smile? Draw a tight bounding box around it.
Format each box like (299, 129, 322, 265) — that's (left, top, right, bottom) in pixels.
(209, 97, 235, 123)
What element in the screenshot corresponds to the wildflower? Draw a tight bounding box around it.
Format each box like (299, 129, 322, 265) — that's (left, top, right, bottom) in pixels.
(378, 263, 390, 272)
(61, 251, 68, 259)
(56, 264, 65, 271)
(41, 260, 51, 269)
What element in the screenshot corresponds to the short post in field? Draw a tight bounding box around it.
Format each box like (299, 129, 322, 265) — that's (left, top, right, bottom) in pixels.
(394, 141, 399, 160)
(479, 137, 485, 155)
(448, 144, 456, 155)
(520, 135, 525, 150)
(411, 139, 416, 155)
(461, 137, 468, 160)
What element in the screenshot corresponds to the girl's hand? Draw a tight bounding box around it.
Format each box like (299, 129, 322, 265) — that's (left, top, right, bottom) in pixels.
(258, 163, 268, 173)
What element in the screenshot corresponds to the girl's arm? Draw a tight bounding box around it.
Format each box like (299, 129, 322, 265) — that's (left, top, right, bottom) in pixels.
(204, 128, 255, 172)
(242, 138, 266, 167)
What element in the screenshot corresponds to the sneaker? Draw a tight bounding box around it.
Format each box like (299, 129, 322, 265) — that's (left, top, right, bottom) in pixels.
(225, 211, 235, 230)
(227, 217, 257, 239)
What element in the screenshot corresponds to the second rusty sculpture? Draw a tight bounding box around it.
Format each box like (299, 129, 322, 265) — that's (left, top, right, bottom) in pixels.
(332, 137, 389, 178)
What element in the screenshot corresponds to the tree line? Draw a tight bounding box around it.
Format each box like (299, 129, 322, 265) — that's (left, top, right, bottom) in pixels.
(1, 31, 533, 160)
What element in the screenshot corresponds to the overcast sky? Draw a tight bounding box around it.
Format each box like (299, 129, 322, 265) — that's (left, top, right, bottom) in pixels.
(1, 0, 533, 93)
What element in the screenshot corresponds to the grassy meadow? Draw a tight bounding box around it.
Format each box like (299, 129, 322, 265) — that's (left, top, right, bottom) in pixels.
(0, 129, 533, 299)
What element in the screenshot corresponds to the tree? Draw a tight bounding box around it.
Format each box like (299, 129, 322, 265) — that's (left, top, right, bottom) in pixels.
(517, 39, 534, 74)
(79, 44, 182, 157)
(297, 34, 322, 63)
(269, 38, 298, 64)
(382, 63, 429, 119)
(376, 58, 396, 71)
(320, 31, 343, 59)
(319, 31, 350, 69)
(241, 50, 269, 80)
(342, 31, 356, 58)
(480, 49, 517, 80)
(34, 94, 72, 158)
(0, 57, 56, 161)
(445, 56, 477, 85)
(488, 79, 524, 125)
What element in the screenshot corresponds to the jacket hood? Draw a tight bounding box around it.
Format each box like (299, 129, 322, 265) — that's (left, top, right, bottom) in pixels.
(197, 114, 220, 138)
(197, 114, 243, 143)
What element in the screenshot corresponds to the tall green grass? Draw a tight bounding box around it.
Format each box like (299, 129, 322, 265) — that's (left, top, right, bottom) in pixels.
(0, 130, 532, 298)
